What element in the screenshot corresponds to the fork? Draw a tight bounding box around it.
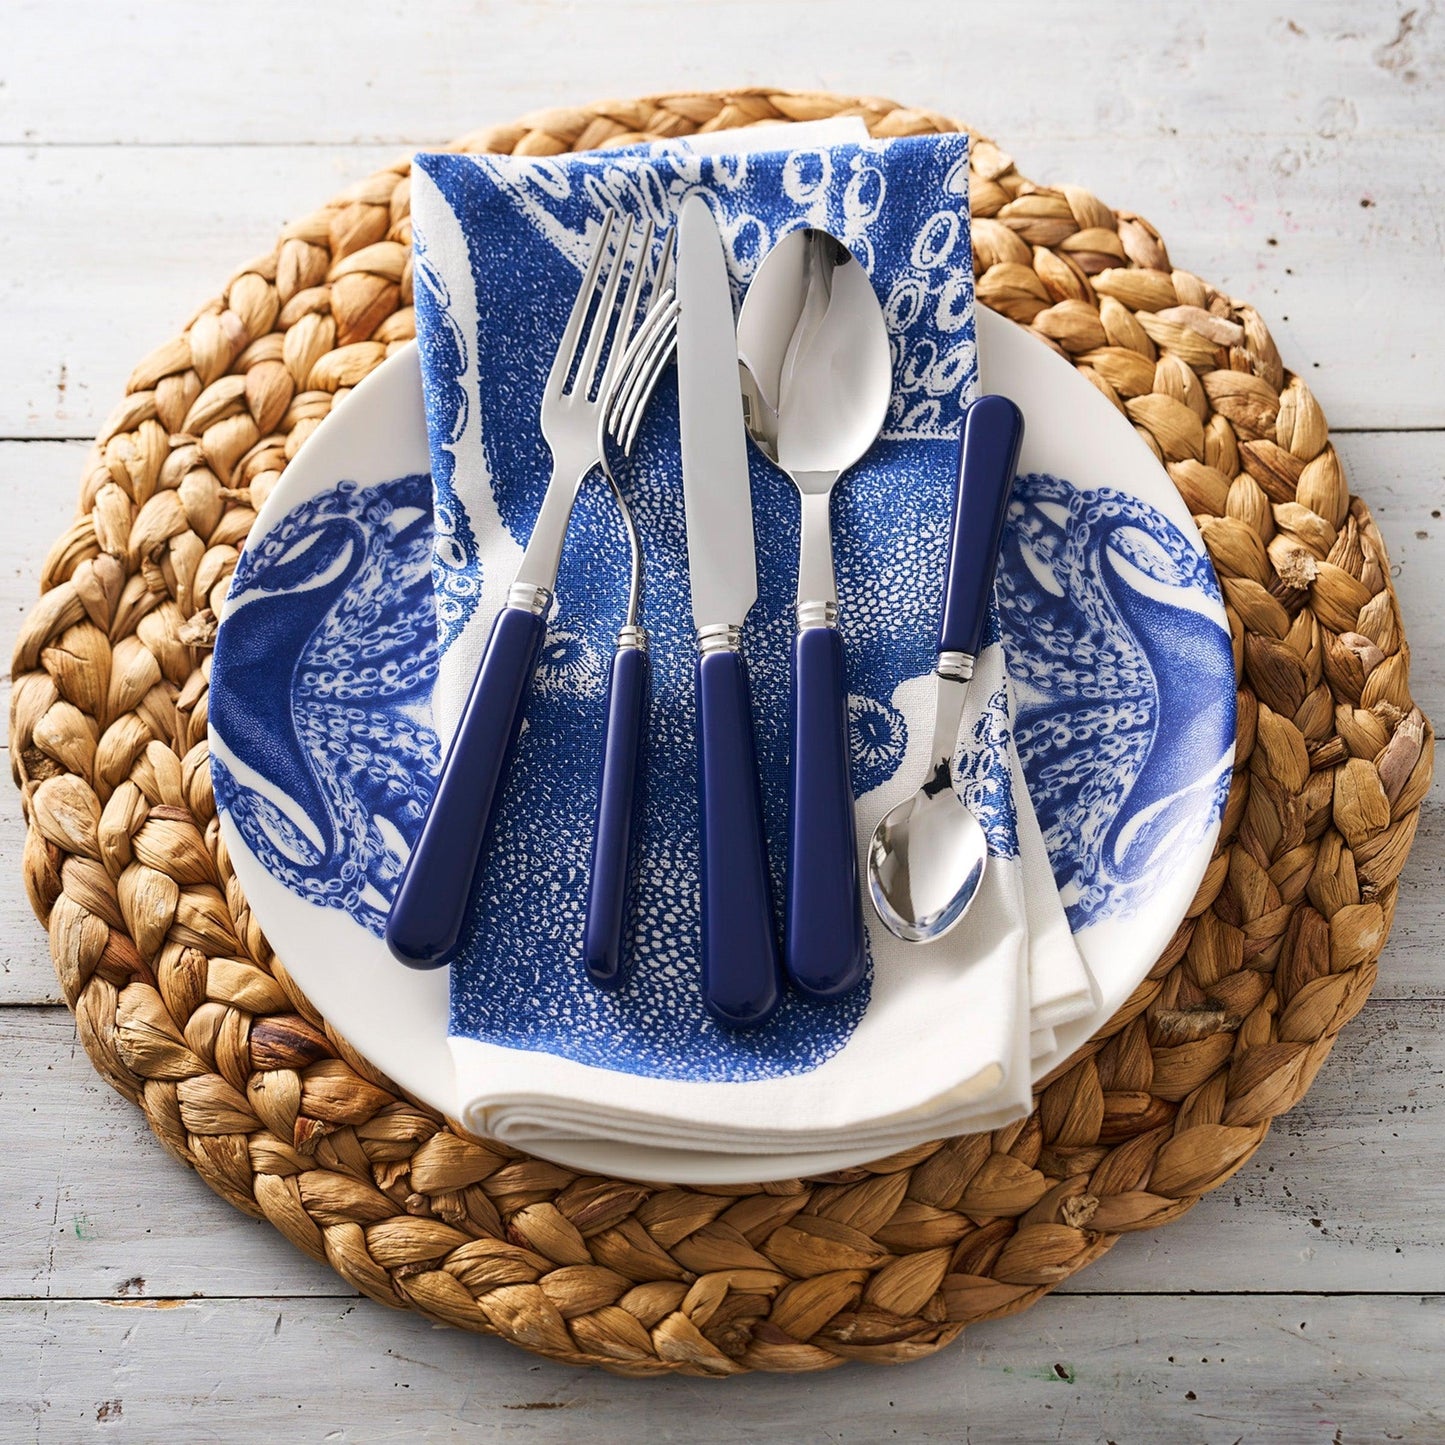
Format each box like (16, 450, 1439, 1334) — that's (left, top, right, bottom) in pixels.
(387, 209, 657, 969)
(582, 244, 678, 987)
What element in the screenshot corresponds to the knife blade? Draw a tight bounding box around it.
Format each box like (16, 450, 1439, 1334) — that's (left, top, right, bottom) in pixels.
(675, 194, 782, 1029)
(676, 195, 759, 633)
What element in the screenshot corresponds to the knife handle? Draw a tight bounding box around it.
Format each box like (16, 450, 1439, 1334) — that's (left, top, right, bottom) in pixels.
(385, 602, 547, 969)
(938, 394, 1026, 660)
(582, 634, 649, 989)
(696, 645, 782, 1028)
(785, 623, 866, 998)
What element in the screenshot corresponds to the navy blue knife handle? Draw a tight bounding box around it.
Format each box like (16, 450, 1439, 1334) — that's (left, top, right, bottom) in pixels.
(696, 649, 783, 1028)
(786, 625, 866, 998)
(385, 604, 547, 969)
(583, 641, 648, 989)
(938, 394, 1026, 658)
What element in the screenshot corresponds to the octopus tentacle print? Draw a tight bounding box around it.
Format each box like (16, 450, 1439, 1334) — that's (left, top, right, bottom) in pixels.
(996, 472, 1235, 928)
(210, 475, 443, 936)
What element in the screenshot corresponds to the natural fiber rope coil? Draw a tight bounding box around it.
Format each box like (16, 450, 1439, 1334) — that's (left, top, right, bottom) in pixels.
(9, 89, 1433, 1376)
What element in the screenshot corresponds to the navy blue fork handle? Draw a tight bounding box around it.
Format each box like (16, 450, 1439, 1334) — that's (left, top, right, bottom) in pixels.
(696, 647, 783, 1028)
(938, 394, 1027, 659)
(385, 603, 547, 969)
(785, 624, 866, 998)
(583, 640, 648, 988)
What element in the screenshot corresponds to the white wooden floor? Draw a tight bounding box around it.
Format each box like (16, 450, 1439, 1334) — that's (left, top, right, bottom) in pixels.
(2, 2, 1442, 1439)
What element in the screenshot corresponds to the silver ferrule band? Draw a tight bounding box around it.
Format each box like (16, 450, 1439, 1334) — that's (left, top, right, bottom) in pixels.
(507, 582, 553, 616)
(795, 599, 839, 631)
(937, 650, 976, 683)
(696, 623, 743, 656)
(615, 624, 647, 653)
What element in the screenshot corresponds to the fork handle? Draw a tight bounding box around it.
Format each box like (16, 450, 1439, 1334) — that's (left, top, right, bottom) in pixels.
(583, 634, 649, 989)
(785, 622, 866, 998)
(696, 646, 782, 1028)
(385, 603, 547, 969)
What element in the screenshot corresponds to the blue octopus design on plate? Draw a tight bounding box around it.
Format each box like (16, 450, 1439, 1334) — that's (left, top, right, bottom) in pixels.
(997, 472, 1236, 928)
(210, 474, 442, 935)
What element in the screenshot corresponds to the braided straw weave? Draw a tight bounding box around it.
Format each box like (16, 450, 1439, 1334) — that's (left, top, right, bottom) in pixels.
(10, 90, 1434, 1376)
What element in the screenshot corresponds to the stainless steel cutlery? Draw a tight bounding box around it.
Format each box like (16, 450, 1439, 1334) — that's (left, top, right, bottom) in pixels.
(386, 192, 1023, 1019)
(867, 394, 1025, 943)
(583, 241, 678, 989)
(386, 210, 660, 969)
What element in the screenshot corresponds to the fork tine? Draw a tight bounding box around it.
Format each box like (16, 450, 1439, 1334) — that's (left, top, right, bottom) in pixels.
(617, 306, 678, 455)
(547, 208, 617, 395)
(597, 218, 655, 405)
(612, 232, 678, 445)
(652, 227, 677, 303)
(605, 289, 672, 435)
(573, 215, 634, 399)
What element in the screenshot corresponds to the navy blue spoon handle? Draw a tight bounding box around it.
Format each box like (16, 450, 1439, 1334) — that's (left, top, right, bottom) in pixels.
(696, 647, 783, 1028)
(785, 624, 865, 998)
(582, 637, 649, 988)
(938, 394, 1026, 659)
(385, 603, 547, 969)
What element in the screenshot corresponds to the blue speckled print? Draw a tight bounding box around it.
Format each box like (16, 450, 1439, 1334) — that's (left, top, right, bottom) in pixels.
(412, 139, 980, 1079)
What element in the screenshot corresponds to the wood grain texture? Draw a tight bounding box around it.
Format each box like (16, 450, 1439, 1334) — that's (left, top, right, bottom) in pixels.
(4, 0, 1438, 146)
(3, 133, 1441, 440)
(5, 1294, 1442, 1442)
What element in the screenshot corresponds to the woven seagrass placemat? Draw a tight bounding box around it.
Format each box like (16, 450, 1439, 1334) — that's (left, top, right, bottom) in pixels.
(10, 90, 1434, 1376)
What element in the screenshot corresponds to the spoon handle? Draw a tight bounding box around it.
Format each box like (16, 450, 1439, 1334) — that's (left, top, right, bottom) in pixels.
(582, 633, 649, 989)
(938, 394, 1026, 660)
(385, 603, 547, 969)
(785, 624, 867, 997)
(696, 648, 783, 1028)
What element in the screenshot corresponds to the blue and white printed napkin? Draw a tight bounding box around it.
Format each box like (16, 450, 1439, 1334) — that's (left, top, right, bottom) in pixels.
(409, 125, 1093, 1165)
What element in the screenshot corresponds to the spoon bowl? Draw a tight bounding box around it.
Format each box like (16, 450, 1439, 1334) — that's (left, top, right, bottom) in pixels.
(738, 227, 892, 491)
(866, 677, 989, 943)
(865, 394, 1026, 946)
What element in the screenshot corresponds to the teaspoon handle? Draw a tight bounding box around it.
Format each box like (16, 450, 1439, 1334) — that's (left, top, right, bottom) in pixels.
(938, 394, 1026, 659)
(786, 623, 866, 998)
(696, 647, 783, 1028)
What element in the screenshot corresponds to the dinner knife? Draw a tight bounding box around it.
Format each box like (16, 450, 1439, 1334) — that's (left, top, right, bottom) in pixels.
(675, 194, 783, 1028)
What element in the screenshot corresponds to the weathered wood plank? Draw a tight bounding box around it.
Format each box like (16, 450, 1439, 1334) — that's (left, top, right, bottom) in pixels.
(0, 130, 1442, 439)
(2, 440, 91, 1005)
(0, 145, 399, 441)
(3, 998, 1440, 1303)
(1, 1008, 345, 1303)
(3, 0, 1439, 147)
(3, 1293, 1441, 1442)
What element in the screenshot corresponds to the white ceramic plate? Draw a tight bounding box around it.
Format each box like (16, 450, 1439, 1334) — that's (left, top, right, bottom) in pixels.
(210, 307, 1234, 1182)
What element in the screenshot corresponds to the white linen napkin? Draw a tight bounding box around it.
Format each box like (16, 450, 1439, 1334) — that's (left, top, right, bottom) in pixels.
(408, 122, 1094, 1165)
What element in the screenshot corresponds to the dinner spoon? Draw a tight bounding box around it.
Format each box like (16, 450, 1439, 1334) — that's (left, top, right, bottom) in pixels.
(737, 227, 891, 998)
(866, 393, 1025, 944)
